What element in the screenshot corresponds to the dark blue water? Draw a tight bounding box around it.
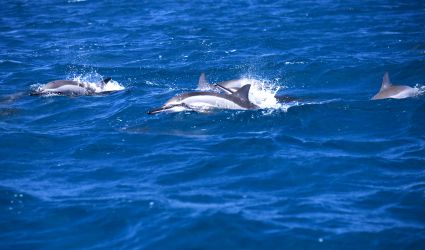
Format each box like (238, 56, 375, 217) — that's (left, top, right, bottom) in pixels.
(1, 1, 425, 249)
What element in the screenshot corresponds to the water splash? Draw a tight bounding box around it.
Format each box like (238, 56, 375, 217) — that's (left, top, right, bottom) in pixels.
(70, 72, 125, 93)
(231, 77, 294, 112)
(195, 75, 296, 113)
(414, 84, 425, 96)
(29, 72, 125, 96)
(237, 77, 340, 114)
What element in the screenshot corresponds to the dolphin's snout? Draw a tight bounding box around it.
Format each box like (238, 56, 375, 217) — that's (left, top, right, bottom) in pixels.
(147, 103, 192, 114)
(147, 106, 167, 115)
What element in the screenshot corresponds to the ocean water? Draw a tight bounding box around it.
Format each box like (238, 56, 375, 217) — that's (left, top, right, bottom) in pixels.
(1, 0, 425, 249)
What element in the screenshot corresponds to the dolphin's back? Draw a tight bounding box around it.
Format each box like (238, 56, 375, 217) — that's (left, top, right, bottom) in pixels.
(43, 80, 80, 89)
(41, 85, 90, 96)
(371, 72, 418, 100)
(165, 91, 256, 109)
(372, 85, 416, 100)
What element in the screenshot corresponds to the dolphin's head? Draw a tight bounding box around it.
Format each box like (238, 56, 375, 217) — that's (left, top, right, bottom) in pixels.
(147, 103, 191, 114)
(147, 94, 190, 114)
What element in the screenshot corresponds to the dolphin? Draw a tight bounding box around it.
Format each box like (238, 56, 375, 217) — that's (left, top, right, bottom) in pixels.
(31, 77, 112, 96)
(147, 84, 259, 114)
(197, 73, 301, 102)
(197, 73, 261, 94)
(371, 72, 418, 100)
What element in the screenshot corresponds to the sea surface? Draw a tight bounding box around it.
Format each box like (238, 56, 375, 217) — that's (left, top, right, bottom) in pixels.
(1, 1, 425, 249)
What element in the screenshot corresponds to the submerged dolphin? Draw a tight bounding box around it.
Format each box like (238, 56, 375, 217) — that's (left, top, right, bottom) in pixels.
(197, 73, 262, 94)
(371, 72, 418, 100)
(148, 84, 259, 114)
(197, 73, 300, 102)
(31, 77, 112, 96)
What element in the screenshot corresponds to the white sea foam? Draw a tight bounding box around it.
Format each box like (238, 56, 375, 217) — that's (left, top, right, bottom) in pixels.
(231, 77, 292, 112)
(230, 77, 334, 114)
(414, 84, 425, 96)
(71, 73, 125, 93)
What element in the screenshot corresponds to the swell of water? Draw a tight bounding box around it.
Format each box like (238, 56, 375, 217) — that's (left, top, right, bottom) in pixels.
(1, 1, 425, 249)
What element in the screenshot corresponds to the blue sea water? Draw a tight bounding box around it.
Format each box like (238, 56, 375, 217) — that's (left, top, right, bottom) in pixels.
(1, 0, 425, 249)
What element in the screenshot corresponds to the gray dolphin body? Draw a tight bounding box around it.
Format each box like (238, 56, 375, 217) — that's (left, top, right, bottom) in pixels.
(31, 77, 112, 96)
(197, 73, 261, 93)
(371, 72, 418, 100)
(197, 73, 300, 102)
(148, 84, 259, 114)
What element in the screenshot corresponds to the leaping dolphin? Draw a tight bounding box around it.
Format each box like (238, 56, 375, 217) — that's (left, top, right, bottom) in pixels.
(147, 84, 259, 114)
(197, 73, 300, 102)
(371, 72, 418, 100)
(31, 77, 112, 96)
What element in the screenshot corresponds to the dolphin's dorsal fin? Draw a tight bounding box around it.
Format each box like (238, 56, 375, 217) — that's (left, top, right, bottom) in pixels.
(102, 77, 112, 84)
(197, 73, 210, 90)
(100, 77, 112, 88)
(381, 72, 392, 90)
(232, 84, 251, 100)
